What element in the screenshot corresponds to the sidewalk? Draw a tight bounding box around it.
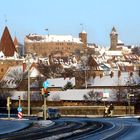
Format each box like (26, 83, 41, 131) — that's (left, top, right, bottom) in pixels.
(0, 119, 30, 135)
(0, 119, 54, 135)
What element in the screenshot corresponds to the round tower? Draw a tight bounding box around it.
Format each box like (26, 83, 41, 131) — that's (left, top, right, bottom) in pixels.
(79, 30, 87, 49)
(110, 27, 118, 50)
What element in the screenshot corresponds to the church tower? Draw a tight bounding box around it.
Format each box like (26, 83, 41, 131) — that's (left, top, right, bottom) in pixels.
(110, 27, 118, 50)
(79, 30, 87, 49)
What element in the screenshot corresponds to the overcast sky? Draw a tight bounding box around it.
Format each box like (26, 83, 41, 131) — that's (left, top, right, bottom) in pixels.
(0, 0, 140, 46)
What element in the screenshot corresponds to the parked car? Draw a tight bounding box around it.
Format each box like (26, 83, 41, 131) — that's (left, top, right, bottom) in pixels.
(37, 108, 61, 119)
(47, 108, 61, 119)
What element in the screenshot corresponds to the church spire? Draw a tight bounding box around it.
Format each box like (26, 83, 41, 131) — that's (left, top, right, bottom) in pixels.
(0, 26, 17, 57)
(111, 26, 117, 35)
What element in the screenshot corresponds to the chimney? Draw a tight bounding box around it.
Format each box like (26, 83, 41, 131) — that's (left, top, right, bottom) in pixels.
(23, 62, 26, 72)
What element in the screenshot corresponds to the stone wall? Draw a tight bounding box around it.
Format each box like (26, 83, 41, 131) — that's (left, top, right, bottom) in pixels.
(25, 41, 83, 57)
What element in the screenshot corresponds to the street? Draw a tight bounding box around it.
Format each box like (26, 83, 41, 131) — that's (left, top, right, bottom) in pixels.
(1, 116, 140, 140)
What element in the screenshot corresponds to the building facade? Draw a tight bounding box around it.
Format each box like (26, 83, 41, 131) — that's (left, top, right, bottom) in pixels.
(24, 31, 87, 57)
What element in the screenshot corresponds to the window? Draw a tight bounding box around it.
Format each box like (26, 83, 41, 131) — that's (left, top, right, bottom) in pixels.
(1, 68, 4, 72)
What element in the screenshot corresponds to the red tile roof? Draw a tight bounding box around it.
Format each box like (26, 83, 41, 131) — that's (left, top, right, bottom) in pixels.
(0, 26, 17, 57)
(13, 36, 18, 46)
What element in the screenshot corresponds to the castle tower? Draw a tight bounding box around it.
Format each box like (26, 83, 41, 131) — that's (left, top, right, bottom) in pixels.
(110, 27, 118, 50)
(79, 30, 87, 49)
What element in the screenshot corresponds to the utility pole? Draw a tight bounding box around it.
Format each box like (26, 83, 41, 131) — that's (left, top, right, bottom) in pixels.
(44, 97, 47, 120)
(85, 69, 87, 89)
(28, 67, 30, 116)
(42, 80, 49, 120)
(7, 97, 11, 119)
(26, 54, 31, 116)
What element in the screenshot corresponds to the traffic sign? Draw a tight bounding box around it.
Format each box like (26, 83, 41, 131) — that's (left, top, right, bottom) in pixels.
(43, 80, 49, 88)
(18, 112, 23, 119)
(17, 107, 22, 112)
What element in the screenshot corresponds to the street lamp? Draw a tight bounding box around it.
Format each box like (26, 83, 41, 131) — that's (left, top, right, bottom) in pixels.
(25, 54, 31, 116)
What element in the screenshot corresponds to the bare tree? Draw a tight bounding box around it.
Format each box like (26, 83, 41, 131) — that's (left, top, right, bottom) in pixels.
(83, 90, 102, 101)
(0, 79, 11, 99)
(51, 94, 60, 101)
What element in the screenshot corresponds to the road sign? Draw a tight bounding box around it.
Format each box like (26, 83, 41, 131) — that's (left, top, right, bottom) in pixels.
(17, 107, 22, 112)
(18, 112, 23, 119)
(43, 80, 49, 88)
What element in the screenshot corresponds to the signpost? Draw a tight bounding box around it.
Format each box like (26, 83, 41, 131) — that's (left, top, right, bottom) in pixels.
(102, 92, 109, 106)
(42, 80, 49, 120)
(127, 93, 134, 115)
(7, 97, 11, 119)
(17, 96, 23, 119)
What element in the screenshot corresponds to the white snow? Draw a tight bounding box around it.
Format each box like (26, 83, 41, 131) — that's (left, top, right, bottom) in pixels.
(47, 77, 75, 88)
(25, 34, 82, 44)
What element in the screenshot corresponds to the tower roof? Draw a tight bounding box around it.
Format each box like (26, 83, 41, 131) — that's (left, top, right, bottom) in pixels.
(111, 27, 117, 35)
(81, 30, 87, 34)
(14, 36, 19, 46)
(0, 26, 17, 57)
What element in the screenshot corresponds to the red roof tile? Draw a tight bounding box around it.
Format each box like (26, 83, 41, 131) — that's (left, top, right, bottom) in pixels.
(0, 26, 17, 57)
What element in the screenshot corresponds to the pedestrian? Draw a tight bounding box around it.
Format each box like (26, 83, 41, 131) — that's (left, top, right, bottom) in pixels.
(109, 103, 114, 117)
(104, 105, 109, 117)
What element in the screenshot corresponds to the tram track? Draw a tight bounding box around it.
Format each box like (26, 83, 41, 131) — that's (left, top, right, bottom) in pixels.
(0, 118, 134, 140)
(71, 119, 133, 140)
(0, 120, 102, 140)
(100, 123, 132, 140)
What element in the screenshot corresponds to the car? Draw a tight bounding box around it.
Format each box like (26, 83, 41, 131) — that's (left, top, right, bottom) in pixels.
(47, 108, 61, 119)
(37, 108, 61, 120)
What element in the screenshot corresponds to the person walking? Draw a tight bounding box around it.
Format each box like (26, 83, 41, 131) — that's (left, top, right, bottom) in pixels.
(109, 103, 114, 117)
(104, 105, 109, 117)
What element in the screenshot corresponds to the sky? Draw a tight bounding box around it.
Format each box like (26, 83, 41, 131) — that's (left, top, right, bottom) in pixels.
(0, 0, 140, 46)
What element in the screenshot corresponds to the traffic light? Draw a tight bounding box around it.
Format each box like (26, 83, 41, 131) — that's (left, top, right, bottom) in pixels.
(41, 88, 50, 97)
(41, 88, 45, 95)
(7, 97, 11, 108)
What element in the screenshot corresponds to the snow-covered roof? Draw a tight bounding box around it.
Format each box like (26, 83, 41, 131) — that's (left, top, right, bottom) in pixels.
(0, 51, 5, 58)
(105, 50, 123, 56)
(25, 34, 82, 44)
(0, 65, 23, 88)
(47, 89, 116, 101)
(30, 67, 43, 78)
(47, 77, 75, 88)
(1, 64, 44, 88)
(81, 30, 87, 34)
(87, 71, 140, 87)
(118, 39, 124, 44)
